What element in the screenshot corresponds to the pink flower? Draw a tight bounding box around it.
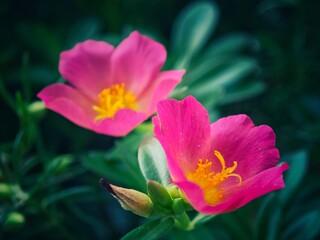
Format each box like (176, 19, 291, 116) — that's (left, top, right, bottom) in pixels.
(38, 31, 185, 136)
(153, 96, 289, 214)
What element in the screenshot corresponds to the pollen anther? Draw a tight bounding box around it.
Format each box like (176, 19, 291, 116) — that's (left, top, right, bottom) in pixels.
(92, 83, 137, 121)
(187, 150, 242, 205)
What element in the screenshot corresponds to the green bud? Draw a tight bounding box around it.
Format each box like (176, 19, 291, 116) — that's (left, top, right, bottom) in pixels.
(172, 198, 185, 214)
(4, 212, 25, 230)
(100, 179, 153, 218)
(178, 189, 194, 211)
(0, 183, 13, 199)
(167, 184, 180, 199)
(147, 180, 172, 208)
(27, 101, 45, 119)
(167, 185, 193, 211)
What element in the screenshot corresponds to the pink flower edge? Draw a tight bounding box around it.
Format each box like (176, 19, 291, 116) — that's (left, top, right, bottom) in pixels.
(153, 96, 289, 214)
(59, 40, 114, 100)
(140, 69, 185, 115)
(38, 84, 148, 137)
(175, 163, 289, 214)
(152, 96, 211, 181)
(38, 31, 184, 136)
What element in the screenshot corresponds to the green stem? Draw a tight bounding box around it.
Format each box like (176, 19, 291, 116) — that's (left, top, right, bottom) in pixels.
(187, 213, 217, 230)
(174, 211, 190, 230)
(21, 52, 31, 102)
(0, 76, 16, 111)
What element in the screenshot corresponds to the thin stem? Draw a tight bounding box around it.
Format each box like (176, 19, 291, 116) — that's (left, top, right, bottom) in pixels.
(0, 76, 16, 111)
(187, 213, 217, 230)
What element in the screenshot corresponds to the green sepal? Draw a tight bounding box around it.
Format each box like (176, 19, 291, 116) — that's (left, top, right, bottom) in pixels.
(172, 198, 185, 214)
(167, 184, 180, 199)
(147, 180, 172, 209)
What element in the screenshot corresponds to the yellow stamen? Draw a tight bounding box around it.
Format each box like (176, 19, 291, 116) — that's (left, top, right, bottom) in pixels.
(187, 150, 242, 205)
(92, 83, 138, 121)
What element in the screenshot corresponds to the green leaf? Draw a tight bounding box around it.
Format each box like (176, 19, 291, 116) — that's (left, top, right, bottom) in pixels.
(82, 131, 149, 191)
(190, 58, 258, 98)
(283, 210, 320, 240)
(203, 33, 259, 57)
(279, 150, 308, 204)
(17, 23, 61, 66)
(66, 18, 102, 47)
(172, 1, 219, 69)
(186, 55, 232, 85)
(82, 151, 140, 188)
(266, 206, 281, 240)
(42, 186, 94, 207)
(138, 137, 170, 186)
(0, 76, 16, 111)
(217, 81, 266, 105)
(46, 154, 74, 174)
(254, 193, 276, 239)
(121, 217, 174, 240)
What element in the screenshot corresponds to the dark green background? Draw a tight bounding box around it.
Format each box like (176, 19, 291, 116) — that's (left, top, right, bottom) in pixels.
(1, 0, 319, 239)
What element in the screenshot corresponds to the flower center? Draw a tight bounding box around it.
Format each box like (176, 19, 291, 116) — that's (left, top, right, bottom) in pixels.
(92, 83, 138, 121)
(187, 150, 242, 205)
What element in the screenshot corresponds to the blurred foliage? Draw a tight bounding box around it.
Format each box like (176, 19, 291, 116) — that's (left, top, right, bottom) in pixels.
(1, 0, 320, 239)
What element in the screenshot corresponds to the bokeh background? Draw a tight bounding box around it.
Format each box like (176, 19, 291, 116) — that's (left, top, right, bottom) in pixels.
(1, 0, 319, 239)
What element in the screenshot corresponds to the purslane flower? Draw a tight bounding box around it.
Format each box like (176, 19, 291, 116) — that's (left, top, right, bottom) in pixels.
(38, 31, 185, 136)
(153, 96, 289, 214)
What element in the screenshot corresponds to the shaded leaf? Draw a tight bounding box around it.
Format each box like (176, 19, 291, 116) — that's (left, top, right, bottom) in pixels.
(279, 150, 308, 204)
(42, 186, 94, 207)
(190, 58, 258, 97)
(217, 81, 266, 105)
(66, 18, 102, 47)
(203, 33, 259, 57)
(282, 210, 320, 240)
(138, 137, 170, 186)
(172, 1, 219, 68)
(82, 151, 138, 188)
(122, 217, 174, 240)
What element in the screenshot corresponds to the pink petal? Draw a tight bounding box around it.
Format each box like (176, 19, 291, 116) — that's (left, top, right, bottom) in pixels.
(111, 31, 166, 98)
(91, 109, 148, 137)
(138, 70, 185, 115)
(175, 163, 289, 214)
(209, 115, 280, 179)
(59, 40, 114, 100)
(153, 116, 186, 182)
(153, 96, 211, 181)
(201, 163, 289, 214)
(37, 83, 94, 129)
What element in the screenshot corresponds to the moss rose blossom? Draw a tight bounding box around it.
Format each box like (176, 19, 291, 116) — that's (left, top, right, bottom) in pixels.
(38, 31, 185, 136)
(153, 96, 289, 214)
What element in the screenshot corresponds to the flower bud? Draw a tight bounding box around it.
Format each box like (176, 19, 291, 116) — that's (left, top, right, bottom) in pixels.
(172, 198, 185, 214)
(0, 183, 13, 199)
(3, 211, 25, 230)
(147, 180, 172, 208)
(100, 178, 153, 218)
(28, 101, 45, 119)
(166, 184, 180, 199)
